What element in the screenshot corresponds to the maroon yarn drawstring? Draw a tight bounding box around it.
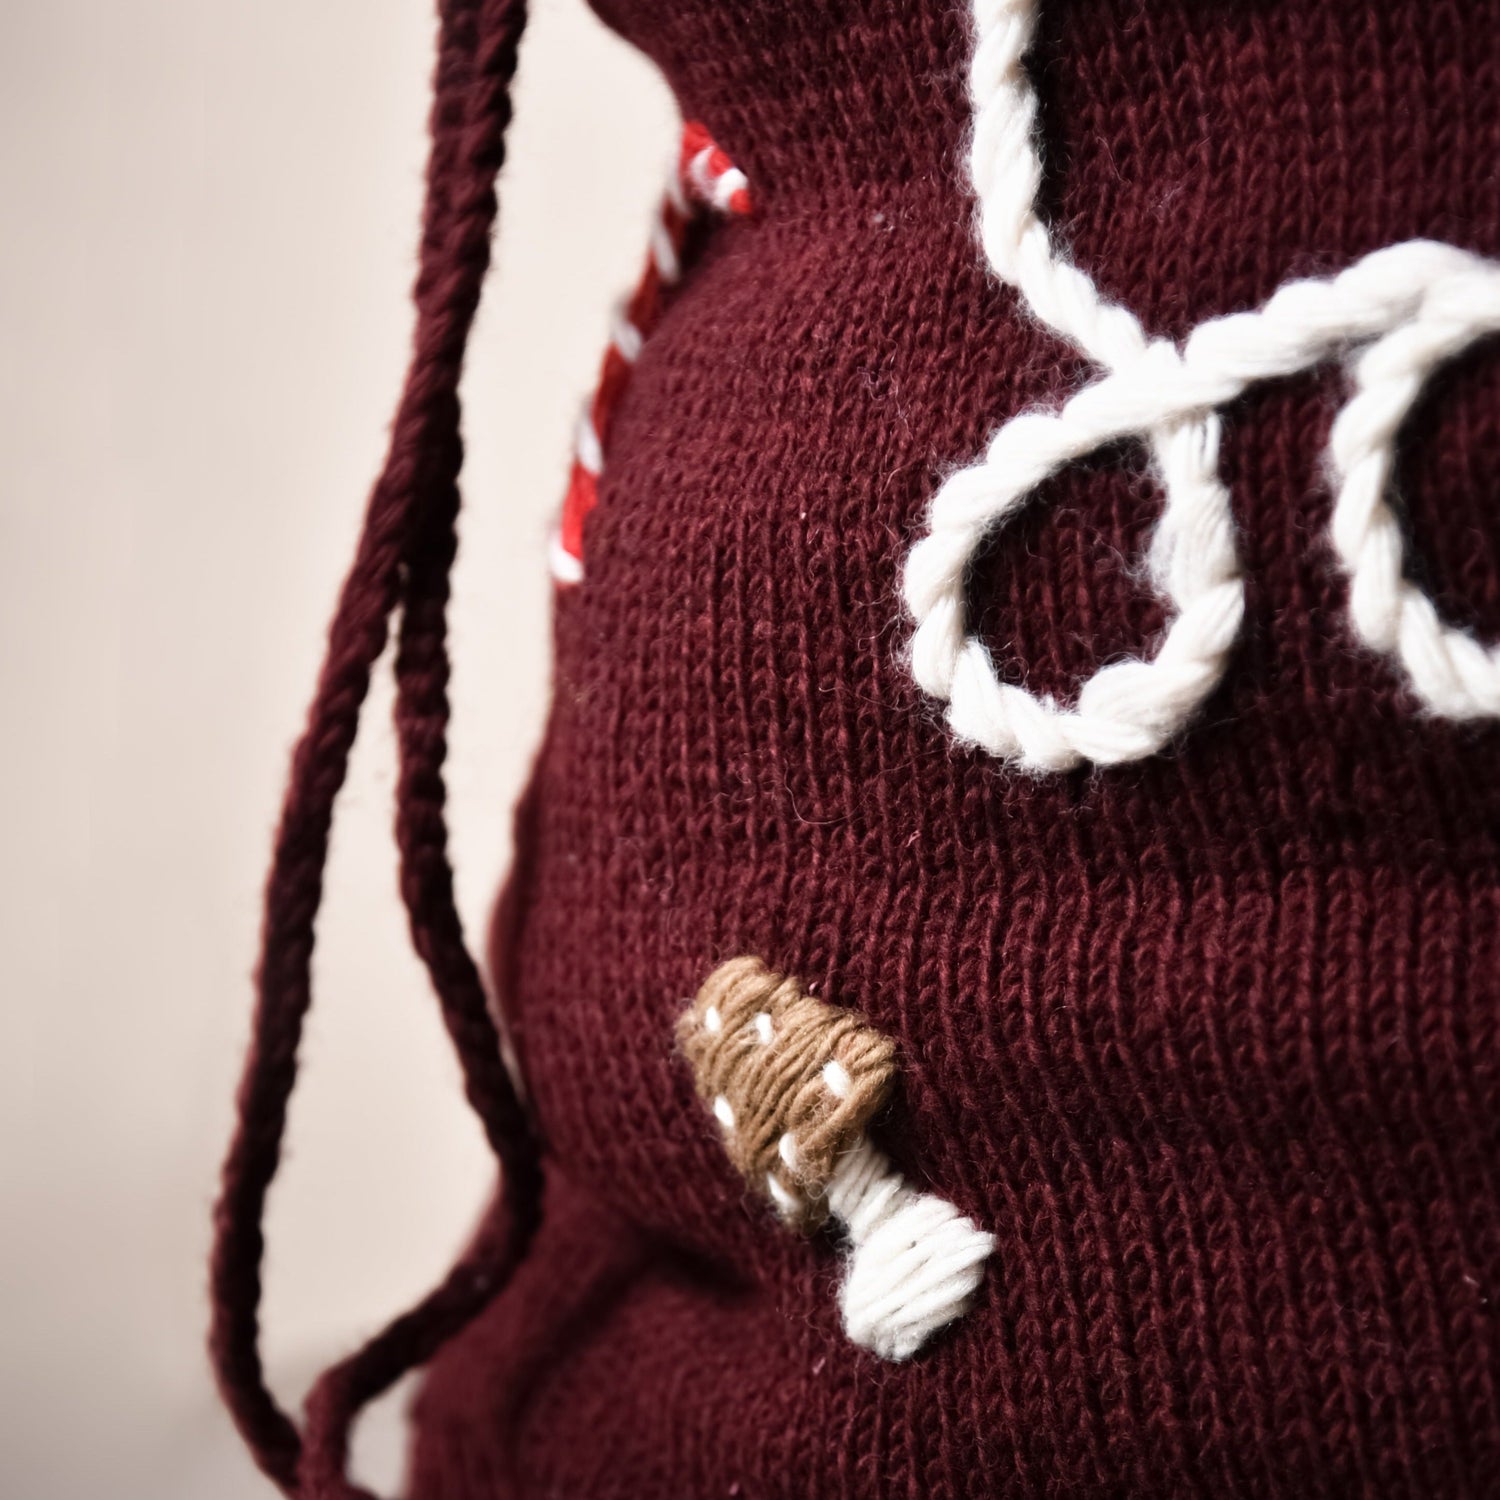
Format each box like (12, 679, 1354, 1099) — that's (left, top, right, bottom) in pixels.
(209, 3, 540, 1495)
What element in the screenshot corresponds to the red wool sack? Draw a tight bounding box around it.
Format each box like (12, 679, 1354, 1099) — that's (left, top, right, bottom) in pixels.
(213, 1, 1500, 1495)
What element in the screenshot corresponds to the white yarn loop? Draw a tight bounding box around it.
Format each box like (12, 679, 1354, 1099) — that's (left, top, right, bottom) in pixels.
(905, 0, 1500, 769)
(826, 1139, 995, 1363)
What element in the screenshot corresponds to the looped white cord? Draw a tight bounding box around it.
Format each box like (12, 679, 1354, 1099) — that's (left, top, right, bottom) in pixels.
(904, 0, 1500, 770)
(825, 1138, 995, 1362)
(1330, 281, 1500, 717)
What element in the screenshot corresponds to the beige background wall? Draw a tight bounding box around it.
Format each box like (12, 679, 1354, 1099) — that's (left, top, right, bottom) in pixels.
(0, 2, 672, 1493)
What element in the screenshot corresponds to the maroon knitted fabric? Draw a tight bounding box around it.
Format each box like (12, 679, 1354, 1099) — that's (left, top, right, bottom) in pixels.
(406, 1, 1500, 1495)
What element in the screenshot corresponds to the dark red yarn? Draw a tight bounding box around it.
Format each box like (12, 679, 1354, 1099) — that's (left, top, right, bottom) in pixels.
(220, 0, 1500, 1496)
(409, 1, 1498, 1496)
(209, 3, 538, 1496)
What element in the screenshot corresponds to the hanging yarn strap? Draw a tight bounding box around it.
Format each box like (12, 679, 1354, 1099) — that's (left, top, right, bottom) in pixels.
(680, 959, 994, 1361)
(550, 123, 750, 583)
(209, 4, 541, 1497)
(903, 0, 1500, 771)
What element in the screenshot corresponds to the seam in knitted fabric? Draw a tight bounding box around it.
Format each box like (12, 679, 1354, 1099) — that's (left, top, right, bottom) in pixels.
(902, 0, 1500, 772)
(549, 122, 750, 584)
(680, 958, 994, 1362)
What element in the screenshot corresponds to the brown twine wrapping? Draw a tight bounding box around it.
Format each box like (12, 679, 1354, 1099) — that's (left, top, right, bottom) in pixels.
(677, 956, 896, 1230)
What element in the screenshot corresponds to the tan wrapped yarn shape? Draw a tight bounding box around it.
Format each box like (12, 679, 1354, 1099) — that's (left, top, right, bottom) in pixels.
(677, 956, 896, 1229)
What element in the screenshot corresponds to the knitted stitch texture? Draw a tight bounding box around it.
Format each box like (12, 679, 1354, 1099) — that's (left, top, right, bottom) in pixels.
(904, 0, 1500, 769)
(410, 0, 1500, 1495)
(550, 122, 749, 583)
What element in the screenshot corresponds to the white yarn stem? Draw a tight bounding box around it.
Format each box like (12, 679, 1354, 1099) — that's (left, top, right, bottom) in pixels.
(904, 0, 1500, 770)
(826, 1137, 994, 1362)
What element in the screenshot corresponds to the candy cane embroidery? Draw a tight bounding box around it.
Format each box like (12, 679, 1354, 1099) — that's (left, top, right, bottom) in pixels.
(678, 957, 994, 1361)
(902, 0, 1500, 771)
(549, 123, 750, 585)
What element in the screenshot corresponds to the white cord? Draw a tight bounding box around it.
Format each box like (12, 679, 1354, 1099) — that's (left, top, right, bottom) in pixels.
(903, 0, 1500, 770)
(826, 1138, 995, 1362)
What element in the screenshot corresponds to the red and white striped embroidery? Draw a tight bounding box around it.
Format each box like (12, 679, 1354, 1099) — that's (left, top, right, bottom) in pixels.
(549, 122, 751, 585)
